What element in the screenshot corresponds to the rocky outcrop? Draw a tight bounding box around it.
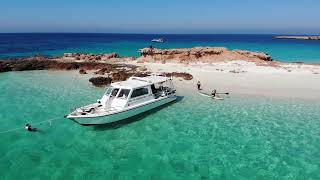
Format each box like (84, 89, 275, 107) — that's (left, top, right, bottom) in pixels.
(63, 52, 119, 61)
(89, 77, 112, 87)
(138, 47, 272, 63)
(0, 59, 136, 73)
(111, 72, 131, 82)
(234, 50, 272, 61)
(0, 58, 195, 89)
(88, 71, 193, 87)
(165, 72, 193, 80)
(274, 36, 320, 40)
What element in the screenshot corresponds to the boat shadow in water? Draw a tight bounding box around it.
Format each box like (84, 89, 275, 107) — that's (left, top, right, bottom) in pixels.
(93, 96, 184, 131)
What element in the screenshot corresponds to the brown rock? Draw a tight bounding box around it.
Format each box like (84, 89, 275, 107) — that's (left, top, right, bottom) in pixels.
(0, 59, 138, 73)
(138, 66, 148, 71)
(79, 69, 87, 74)
(103, 52, 119, 59)
(138, 47, 272, 63)
(165, 72, 193, 80)
(89, 77, 112, 87)
(111, 71, 130, 82)
(94, 68, 111, 75)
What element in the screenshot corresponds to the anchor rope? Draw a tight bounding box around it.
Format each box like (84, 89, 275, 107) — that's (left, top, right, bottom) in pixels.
(0, 116, 62, 134)
(0, 75, 80, 135)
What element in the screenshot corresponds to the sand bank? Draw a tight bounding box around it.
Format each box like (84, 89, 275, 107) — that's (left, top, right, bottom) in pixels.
(126, 61, 320, 100)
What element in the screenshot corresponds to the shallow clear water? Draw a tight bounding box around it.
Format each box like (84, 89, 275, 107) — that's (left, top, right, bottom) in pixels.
(0, 71, 320, 179)
(1, 33, 320, 63)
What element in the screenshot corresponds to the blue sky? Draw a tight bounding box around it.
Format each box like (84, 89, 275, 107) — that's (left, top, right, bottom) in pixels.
(0, 0, 319, 34)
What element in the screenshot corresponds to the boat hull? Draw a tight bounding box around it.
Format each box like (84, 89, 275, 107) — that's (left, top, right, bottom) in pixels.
(69, 96, 177, 125)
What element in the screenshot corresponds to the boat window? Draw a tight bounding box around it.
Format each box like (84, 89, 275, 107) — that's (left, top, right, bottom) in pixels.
(131, 87, 149, 98)
(117, 89, 131, 99)
(152, 83, 164, 93)
(105, 87, 113, 96)
(110, 88, 119, 97)
(151, 84, 156, 94)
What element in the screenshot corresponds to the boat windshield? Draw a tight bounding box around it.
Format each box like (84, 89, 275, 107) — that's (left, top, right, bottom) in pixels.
(111, 88, 120, 97)
(104, 87, 113, 96)
(117, 89, 131, 99)
(105, 87, 120, 97)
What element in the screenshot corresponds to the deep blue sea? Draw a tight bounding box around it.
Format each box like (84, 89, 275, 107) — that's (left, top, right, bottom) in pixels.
(1, 33, 320, 63)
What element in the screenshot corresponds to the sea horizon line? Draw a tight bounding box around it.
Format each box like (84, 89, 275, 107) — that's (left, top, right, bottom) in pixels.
(0, 32, 319, 36)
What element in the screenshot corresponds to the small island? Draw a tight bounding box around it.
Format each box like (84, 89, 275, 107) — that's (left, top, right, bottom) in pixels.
(274, 36, 320, 40)
(1, 46, 320, 97)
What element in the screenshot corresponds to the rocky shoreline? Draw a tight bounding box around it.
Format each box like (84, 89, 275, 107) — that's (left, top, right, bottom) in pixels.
(0, 46, 279, 73)
(2, 46, 317, 86)
(0, 58, 136, 73)
(0, 52, 195, 87)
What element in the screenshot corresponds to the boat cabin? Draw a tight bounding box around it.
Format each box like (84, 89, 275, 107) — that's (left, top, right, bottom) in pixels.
(99, 76, 175, 110)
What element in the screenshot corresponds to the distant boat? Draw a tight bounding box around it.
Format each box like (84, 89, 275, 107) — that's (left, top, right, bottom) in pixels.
(151, 38, 166, 43)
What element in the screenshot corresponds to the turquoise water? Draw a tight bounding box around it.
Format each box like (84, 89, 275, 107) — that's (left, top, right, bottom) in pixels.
(1, 33, 320, 63)
(1, 71, 320, 179)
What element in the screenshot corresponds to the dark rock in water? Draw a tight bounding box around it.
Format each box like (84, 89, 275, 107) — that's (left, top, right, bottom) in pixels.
(63, 52, 119, 61)
(165, 72, 193, 80)
(89, 77, 112, 87)
(111, 71, 130, 82)
(0, 62, 12, 72)
(79, 69, 87, 74)
(11, 60, 48, 71)
(0, 59, 137, 73)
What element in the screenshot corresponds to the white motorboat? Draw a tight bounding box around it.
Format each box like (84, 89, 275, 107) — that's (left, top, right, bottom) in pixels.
(66, 75, 177, 125)
(151, 38, 165, 43)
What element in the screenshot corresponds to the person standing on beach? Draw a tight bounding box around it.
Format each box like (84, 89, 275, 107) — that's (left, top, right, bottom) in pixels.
(197, 81, 201, 90)
(211, 89, 217, 98)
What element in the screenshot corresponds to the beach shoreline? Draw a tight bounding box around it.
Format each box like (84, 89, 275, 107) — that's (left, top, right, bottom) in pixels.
(1, 46, 319, 100)
(121, 61, 320, 100)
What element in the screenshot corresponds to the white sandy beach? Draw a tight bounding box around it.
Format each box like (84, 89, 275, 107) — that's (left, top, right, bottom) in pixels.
(125, 61, 320, 100)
